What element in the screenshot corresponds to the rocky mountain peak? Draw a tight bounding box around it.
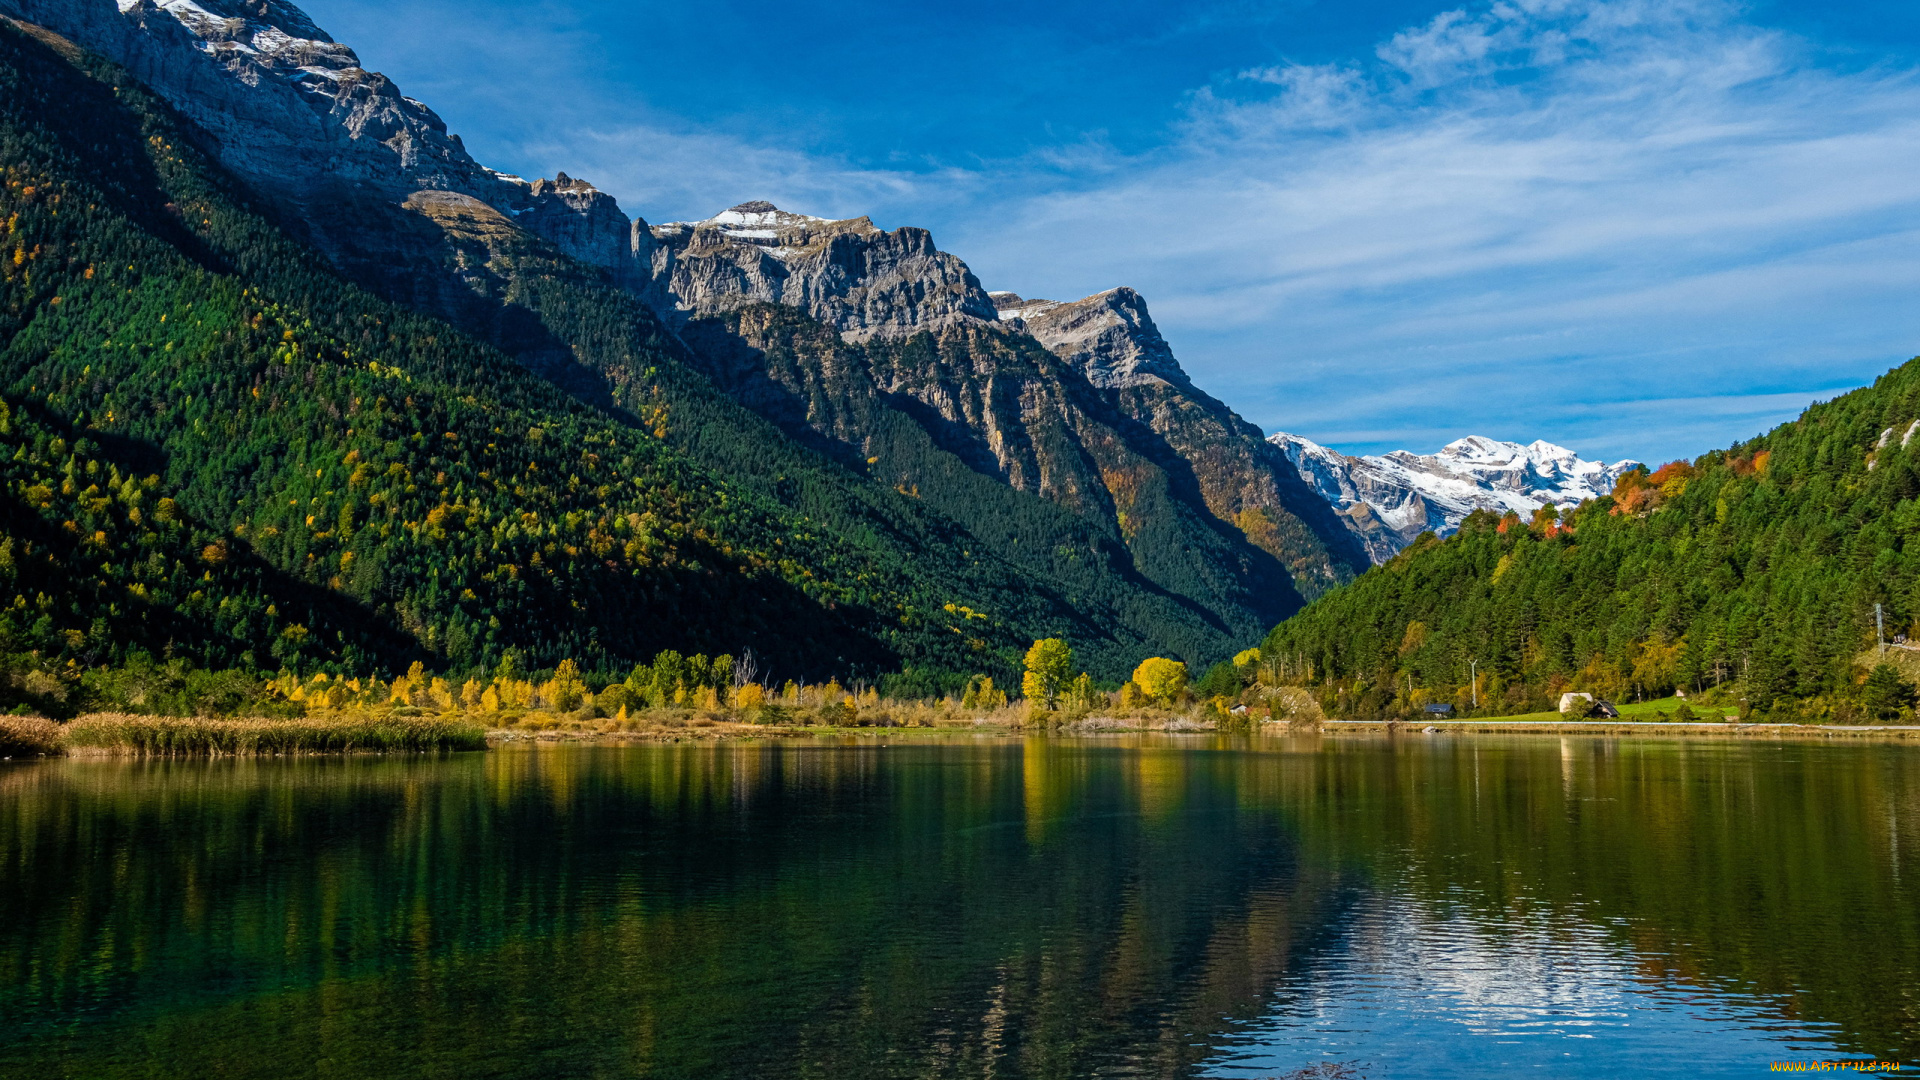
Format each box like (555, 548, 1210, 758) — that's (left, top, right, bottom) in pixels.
(3, 0, 504, 199)
(646, 203, 996, 340)
(1, 0, 661, 282)
(997, 287, 1189, 390)
(663, 202, 861, 242)
(529, 172, 599, 196)
(1272, 432, 1643, 562)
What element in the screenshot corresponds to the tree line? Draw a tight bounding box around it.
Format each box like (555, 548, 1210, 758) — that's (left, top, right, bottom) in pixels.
(1262, 359, 1920, 722)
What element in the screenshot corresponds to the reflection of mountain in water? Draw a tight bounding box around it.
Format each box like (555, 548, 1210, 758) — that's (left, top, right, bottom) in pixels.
(0, 739, 1912, 1077)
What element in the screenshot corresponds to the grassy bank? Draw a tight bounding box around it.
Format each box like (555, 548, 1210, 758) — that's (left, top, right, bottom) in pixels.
(47, 714, 486, 756)
(1469, 695, 1726, 724)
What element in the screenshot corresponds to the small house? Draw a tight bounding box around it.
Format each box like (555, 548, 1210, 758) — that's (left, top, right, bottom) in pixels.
(1559, 692, 1595, 714)
(1423, 703, 1454, 716)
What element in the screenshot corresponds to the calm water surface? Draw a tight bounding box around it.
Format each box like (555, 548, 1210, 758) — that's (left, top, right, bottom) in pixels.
(0, 736, 1914, 1078)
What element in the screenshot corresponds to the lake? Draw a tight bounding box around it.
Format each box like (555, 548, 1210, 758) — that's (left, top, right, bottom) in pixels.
(0, 735, 1913, 1078)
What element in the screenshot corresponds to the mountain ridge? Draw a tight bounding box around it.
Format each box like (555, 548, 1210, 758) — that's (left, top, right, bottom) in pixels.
(1272, 431, 1642, 562)
(0, 0, 1357, 679)
(0, 0, 1648, 682)
(646, 199, 1370, 606)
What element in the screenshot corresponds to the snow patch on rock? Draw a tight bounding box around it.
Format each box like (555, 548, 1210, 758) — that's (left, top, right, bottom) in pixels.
(647, 201, 999, 339)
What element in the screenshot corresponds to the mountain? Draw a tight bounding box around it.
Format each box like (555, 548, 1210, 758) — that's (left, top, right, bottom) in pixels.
(993, 288, 1362, 593)
(643, 202, 1368, 631)
(0, 0, 1368, 681)
(1264, 364, 1920, 720)
(646, 203, 995, 339)
(0, 13, 989, 681)
(0, 8, 1255, 688)
(1271, 432, 1642, 562)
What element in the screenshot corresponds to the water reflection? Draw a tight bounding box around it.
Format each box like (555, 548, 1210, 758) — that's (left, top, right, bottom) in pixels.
(0, 736, 1913, 1078)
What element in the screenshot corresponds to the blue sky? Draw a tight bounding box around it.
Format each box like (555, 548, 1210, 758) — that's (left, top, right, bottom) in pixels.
(302, 0, 1920, 465)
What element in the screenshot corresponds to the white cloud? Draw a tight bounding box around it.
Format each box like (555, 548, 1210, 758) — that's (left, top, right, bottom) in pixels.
(515, 124, 953, 226)
(933, 0, 1920, 461)
(384, 0, 1920, 464)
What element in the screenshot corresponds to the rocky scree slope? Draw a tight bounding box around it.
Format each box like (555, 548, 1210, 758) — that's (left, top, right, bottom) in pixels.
(1272, 433, 1642, 562)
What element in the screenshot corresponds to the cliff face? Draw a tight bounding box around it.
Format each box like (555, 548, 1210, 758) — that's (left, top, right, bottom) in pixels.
(2, 0, 500, 195)
(647, 203, 999, 340)
(992, 288, 1187, 390)
(0, 0, 642, 286)
(680, 305, 1309, 653)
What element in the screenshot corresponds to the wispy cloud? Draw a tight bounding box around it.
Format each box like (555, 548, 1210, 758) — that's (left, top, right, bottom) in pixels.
(516, 125, 953, 226)
(934, 0, 1920, 461)
(332, 0, 1920, 464)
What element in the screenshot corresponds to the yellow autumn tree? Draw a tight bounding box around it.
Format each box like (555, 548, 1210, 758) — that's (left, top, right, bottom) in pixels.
(1022, 638, 1073, 708)
(1063, 672, 1097, 711)
(1132, 657, 1187, 705)
(543, 659, 585, 711)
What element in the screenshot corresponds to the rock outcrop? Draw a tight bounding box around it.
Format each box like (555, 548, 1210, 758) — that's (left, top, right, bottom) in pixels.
(647, 202, 999, 340)
(1272, 433, 1643, 562)
(991, 289, 1188, 390)
(0, 0, 642, 281)
(1, 0, 501, 197)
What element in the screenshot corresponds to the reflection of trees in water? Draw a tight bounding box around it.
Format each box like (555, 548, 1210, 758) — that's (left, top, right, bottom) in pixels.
(1253, 737, 1920, 1062)
(0, 742, 1356, 1079)
(0, 737, 1912, 1076)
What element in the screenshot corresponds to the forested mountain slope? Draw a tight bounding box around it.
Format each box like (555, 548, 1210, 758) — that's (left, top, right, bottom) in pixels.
(367, 190, 1254, 678)
(0, 0, 1329, 678)
(0, 17, 1172, 682)
(1264, 361, 1920, 717)
(681, 304, 1309, 663)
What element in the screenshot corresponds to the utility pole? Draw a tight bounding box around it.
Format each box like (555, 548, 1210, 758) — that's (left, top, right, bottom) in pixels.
(1470, 659, 1478, 708)
(1878, 603, 1887, 654)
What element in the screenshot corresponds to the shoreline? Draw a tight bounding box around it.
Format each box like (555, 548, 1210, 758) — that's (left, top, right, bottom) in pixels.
(483, 719, 1920, 744)
(12, 718, 1920, 759)
(1321, 719, 1920, 739)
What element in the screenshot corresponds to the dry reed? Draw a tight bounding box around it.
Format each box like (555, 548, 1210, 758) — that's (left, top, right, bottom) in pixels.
(0, 715, 61, 756)
(61, 713, 487, 756)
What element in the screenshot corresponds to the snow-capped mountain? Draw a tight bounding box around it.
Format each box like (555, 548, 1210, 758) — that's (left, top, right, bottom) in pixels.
(1271, 433, 1643, 563)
